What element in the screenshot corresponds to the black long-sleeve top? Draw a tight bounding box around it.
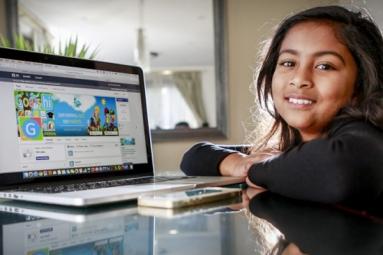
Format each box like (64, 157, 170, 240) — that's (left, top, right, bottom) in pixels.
(180, 119, 383, 205)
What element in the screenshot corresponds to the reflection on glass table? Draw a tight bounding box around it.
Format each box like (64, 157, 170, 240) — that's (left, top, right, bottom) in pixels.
(246, 191, 383, 255)
(0, 198, 252, 255)
(0, 190, 382, 255)
(1, 213, 153, 255)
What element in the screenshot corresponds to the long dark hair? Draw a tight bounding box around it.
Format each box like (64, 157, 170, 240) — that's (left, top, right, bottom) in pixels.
(255, 5, 383, 151)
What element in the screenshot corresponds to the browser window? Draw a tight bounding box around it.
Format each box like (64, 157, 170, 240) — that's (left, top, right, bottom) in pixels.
(0, 58, 148, 178)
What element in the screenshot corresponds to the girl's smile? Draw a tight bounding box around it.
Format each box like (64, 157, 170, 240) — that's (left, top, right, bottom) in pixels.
(271, 21, 358, 141)
(285, 93, 316, 109)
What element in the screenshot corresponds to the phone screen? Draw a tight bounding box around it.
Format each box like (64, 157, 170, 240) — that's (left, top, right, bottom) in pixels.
(185, 189, 222, 197)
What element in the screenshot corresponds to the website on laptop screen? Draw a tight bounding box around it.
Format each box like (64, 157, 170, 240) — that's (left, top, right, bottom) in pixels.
(0, 57, 149, 180)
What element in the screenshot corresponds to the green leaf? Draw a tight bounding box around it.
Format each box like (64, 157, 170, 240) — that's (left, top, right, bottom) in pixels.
(0, 36, 11, 47)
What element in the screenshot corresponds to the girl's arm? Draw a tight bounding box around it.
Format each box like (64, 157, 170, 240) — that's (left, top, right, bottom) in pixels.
(180, 142, 250, 176)
(247, 121, 383, 204)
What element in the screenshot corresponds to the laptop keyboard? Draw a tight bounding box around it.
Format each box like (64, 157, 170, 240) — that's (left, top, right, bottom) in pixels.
(14, 176, 194, 194)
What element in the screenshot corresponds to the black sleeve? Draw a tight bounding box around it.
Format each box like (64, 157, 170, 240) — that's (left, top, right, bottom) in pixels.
(180, 142, 249, 176)
(248, 121, 383, 204)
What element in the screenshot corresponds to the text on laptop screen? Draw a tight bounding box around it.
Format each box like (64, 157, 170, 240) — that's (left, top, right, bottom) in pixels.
(0, 56, 149, 180)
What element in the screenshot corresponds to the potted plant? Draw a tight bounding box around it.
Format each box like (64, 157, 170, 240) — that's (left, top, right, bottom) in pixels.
(0, 34, 97, 59)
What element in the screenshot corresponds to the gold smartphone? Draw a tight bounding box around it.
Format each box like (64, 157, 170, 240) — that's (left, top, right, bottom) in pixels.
(137, 187, 242, 209)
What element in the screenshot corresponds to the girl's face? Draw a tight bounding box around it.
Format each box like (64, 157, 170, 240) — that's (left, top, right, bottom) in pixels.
(271, 21, 357, 141)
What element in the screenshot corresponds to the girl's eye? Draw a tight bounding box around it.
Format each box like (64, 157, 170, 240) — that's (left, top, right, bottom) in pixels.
(279, 61, 295, 67)
(316, 63, 335, 70)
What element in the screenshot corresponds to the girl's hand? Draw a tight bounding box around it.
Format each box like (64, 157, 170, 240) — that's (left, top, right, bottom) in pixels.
(219, 153, 260, 176)
(219, 149, 280, 177)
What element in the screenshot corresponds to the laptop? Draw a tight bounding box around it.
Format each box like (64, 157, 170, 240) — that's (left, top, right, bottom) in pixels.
(0, 48, 244, 207)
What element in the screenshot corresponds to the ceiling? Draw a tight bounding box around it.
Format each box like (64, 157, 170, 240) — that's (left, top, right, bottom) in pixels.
(19, 0, 215, 69)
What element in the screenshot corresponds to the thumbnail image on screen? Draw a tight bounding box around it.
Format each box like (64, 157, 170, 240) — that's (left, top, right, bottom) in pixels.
(15, 90, 120, 140)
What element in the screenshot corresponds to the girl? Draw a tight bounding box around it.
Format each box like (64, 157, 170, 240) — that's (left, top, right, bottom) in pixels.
(181, 6, 383, 206)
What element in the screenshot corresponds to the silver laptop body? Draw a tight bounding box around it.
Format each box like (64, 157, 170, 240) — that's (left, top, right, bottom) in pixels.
(0, 48, 243, 207)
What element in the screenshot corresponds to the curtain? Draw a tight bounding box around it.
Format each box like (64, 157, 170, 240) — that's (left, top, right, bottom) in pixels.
(172, 71, 208, 126)
(146, 72, 200, 129)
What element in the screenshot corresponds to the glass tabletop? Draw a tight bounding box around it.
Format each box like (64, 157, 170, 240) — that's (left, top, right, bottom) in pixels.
(0, 189, 381, 255)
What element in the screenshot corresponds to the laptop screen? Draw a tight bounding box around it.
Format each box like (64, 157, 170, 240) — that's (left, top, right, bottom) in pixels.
(0, 48, 153, 186)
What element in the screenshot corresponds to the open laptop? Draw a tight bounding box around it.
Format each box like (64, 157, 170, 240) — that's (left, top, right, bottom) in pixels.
(0, 48, 244, 207)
